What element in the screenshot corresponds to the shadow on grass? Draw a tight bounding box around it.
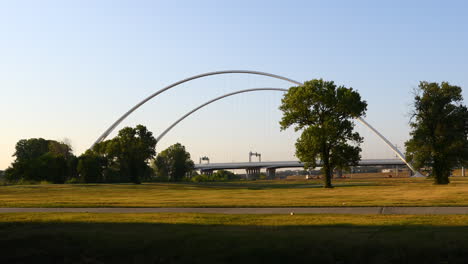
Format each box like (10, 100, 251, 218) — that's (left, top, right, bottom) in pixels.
(0, 221, 467, 263)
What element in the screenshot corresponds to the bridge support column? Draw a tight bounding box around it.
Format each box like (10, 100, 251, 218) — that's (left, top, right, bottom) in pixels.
(201, 169, 213, 176)
(266, 168, 276, 179)
(246, 168, 260, 180)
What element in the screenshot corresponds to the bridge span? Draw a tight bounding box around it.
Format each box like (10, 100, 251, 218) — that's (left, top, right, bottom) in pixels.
(195, 159, 407, 179)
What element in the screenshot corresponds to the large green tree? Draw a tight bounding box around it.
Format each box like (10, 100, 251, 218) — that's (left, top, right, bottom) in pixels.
(405, 81, 468, 184)
(92, 125, 157, 184)
(153, 143, 194, 182)
(77, 151, 106, 183)
(5, 138, 75, 183)
(279, 79, 367, 188)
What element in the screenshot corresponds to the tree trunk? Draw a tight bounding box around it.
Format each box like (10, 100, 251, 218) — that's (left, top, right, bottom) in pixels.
(433, 170, 450, 184)
(322, 151, 333, 188)
(129, 162, 141, 184)
(433, 158, 450, 185)
(323, 164, 333, 188)
(320, 144, 333, 188)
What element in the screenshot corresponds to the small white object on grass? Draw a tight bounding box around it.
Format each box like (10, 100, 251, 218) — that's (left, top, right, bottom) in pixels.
(290, 212, 294, 215)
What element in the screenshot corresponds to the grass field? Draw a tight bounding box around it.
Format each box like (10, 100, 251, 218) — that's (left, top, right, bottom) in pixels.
(1, 177, 468, 207)
(2, 179, 468, 263)
(1, 213, 468, 263)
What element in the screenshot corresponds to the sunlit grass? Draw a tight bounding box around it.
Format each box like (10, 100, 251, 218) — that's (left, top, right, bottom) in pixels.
(2, 212, 468, 226)
(0, 177, 467, 207)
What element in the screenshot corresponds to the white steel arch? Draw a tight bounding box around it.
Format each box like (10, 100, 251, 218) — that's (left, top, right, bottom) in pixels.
(93, 70, 423, 177)
(93, 70, 302, 146)
(155, 88, 288, 143)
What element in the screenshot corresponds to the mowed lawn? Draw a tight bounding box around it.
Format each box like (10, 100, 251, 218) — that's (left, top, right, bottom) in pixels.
(1, 213, 468, 263)
(1, 177, 468, 207)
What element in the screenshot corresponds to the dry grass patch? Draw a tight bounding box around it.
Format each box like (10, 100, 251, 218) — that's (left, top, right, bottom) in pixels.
(0, 177, 467, 207)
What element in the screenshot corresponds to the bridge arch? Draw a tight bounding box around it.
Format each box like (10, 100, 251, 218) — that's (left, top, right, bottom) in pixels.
(93, 70, 423, 177)
(93, 70, 302, 146)
(155, 88, 288, 142)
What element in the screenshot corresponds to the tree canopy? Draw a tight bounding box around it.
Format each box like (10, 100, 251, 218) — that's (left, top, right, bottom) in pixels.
(153, 143, 194, 182)
(279, 79, 367, 188)
(76, 152, 106, 183)
(85, 124, 157, 184)
(5, 138, 76, 183)
(405, 81, 468, 184)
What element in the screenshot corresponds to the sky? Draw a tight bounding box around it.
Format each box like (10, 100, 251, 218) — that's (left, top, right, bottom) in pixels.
(1, 0, 467, 169)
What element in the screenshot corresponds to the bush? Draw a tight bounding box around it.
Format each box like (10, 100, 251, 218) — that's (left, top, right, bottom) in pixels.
(191, 170, 240, 182)
(215, 170, 240, 181)
(191, 174, 212, 182)
(15, 179, 44, 185)
(65, 178, 81, 184)
(39, 180, 54, 185)
(150, 174, 170, 182)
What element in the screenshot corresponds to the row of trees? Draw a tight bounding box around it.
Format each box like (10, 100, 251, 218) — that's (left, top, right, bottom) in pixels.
(280, 80, 468, 187)
(5, 125, 196, 184)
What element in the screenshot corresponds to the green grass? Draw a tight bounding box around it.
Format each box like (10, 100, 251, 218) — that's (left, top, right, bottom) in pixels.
(1, 177, 468, 207)
(1, 213, 468, 263)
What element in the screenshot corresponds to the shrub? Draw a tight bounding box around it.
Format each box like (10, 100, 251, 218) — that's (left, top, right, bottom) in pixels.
(259, 173, 267, 180)
(191, 170, 240, 182)
(191, 174, 211, 182)
(65, 178, 81, 184)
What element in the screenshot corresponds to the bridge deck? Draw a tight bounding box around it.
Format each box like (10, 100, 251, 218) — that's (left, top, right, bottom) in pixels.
(195, 159, 406, 170)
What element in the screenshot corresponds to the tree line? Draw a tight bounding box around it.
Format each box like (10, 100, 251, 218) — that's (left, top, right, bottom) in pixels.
(4, 80, 468, 186)
(4, 125, 197, 184)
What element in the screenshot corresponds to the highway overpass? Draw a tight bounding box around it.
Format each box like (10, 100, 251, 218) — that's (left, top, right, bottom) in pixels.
(195, 159, 407, 179)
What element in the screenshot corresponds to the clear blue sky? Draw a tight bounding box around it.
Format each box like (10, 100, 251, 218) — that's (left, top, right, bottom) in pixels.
(1, 0, 467, 169)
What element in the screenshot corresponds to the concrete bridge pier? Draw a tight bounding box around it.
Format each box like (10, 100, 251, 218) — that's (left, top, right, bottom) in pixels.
(246, 168, 260, 180)
(201, 169, 214, 176)
(266, 168, 276, 179)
